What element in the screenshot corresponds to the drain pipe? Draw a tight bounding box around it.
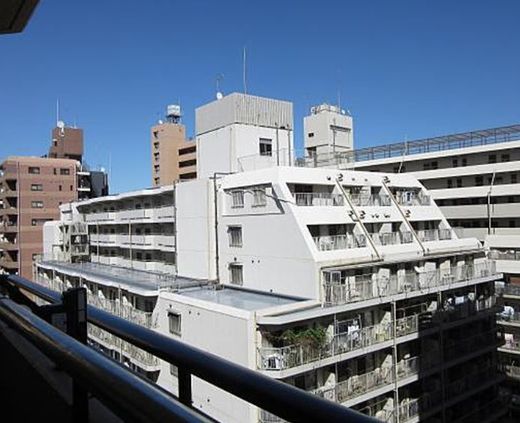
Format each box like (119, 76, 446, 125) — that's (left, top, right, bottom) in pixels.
(335, 176, 382, 261)
(381, 178, 427, 256)
(212, 172, 233, 284)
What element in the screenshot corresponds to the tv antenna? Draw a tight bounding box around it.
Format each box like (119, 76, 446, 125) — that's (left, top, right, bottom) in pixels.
(216, 73, 224, 99)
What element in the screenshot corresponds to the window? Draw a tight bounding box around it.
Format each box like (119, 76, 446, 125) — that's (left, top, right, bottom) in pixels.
(488, 154, 497, 164)
(462, 158, 467, 167)
(452, 159, 458, 168)
(253, 187, 266, 207)
(31, 201, 44, 208)
(228, 226, 242, 247)
(259, 138, 272, 156)
(475, 176, 483, 186)
(31, 218, 51, 226)
(59, 185, 62, 191)
(31, 184, 43, 191)
(53, 168, 57, 175)
(231, 190, 244, 208)
(153, 131, 159, 139)
(431, 161, 438, 170)
(502, 154, 510, 162)
(70, 185, 73, 191)
(28, 166, 40, 174)
(229, 263, 243, 285)
(308, 132, 314, 138)
(60, 168, 70, 175)
(456, 178, 462, 188)
(512, 174, 518, 184)
(168, 311, 181, 336)
(447, 179, 453, 188)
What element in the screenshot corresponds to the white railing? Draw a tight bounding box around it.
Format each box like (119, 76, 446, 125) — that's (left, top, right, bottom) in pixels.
(323, 261, 497, 306)
(313, 234, 366, 251)
(370, 231, 414, 246)
(88, 324, 159, 368)
(416, 229, 453, 242)
(258, 321, 393, 371)
(357, 398, 395, 423)
(395, 193, 431, 206)
(489, 249, 520, 261)
(293, 192, 344, 206)
(349, 194, 392, 207)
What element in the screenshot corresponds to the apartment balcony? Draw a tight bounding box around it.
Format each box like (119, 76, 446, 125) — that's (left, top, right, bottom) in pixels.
(258, 320, 393, 371)
(395, 194, 431, 207)
(489, 249, 520, 261)
(88, 324, 159, 370)
(416, 229, 453, 242)
(87, 293, 153, 328)
(119, 234, 175, 250)
(349, 194, 392, 207)
(498, 283, 520, 298)
(399, 391, 442, 422)
(119, 205, 174, 222)
(0, 240, 17, 251)
(0, 222, 17, 233)
(313, 234, 367, 251)
(292, 192, 344, 207)
(85, 212, 114, 223)
(370, 231, 414, 246)
(500, 363, 520, 380)
(323, 261, 496, 307)
(444, 329, 502, 361)
(0, 256, 18, 269)
(70, 244, 89, 256)
(357, 398, 395, 423)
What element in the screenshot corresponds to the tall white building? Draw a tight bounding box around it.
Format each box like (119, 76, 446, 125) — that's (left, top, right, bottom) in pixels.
(35, 94, 506, 423)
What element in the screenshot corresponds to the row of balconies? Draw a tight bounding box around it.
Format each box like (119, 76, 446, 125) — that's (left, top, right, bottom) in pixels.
(489, 249, 520, 261)
(84, 205, 174, 224)
(358, 364, 499, 423)
(90, 254, 175, 275)
(88, 324, 159, 369)
(322, 261, 496, 307)
(313, 228, 452, 252)
(90, 233, 175, 250)
(257, 302, 497, 372)
(291, 191, 431, 208)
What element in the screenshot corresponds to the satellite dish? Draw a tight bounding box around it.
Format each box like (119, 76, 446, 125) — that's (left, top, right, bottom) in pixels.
(57, 120, 65, 129)
(158, 119, 163, 124)
(216, 91, 223, 100)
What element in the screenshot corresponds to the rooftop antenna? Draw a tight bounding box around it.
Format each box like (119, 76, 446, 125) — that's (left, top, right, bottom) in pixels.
(243, 46, 247, 95)
(56, 98, 60, 126)
(216, 73, 224, 99)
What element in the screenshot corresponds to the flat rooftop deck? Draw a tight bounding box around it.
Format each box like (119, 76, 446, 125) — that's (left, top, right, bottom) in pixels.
(180, 286, 304, 311)
(37, 261, 207, 294)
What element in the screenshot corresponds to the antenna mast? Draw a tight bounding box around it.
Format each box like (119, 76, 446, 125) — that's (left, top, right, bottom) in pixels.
(243, 46, 247, 95)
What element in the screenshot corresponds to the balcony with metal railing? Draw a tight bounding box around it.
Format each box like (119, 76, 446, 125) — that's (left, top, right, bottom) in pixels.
(416, 228, 453, 242)
(357, 398, 395, 423)
(292, 192, 344, 206)
(498, 283, 520, 297)
(313, 233, 367, 251)
(348, 194, 392, 207)
(258, 320, 394, 372)
(323, 261, 497, 307)
(369, 231, 414, 246)
(489, 249, 520, 261)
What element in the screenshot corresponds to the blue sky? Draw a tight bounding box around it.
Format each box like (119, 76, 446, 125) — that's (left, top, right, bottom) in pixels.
(1, 1, 519, 193)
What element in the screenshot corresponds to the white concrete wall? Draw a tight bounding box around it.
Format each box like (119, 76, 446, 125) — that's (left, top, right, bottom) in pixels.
(155, 292, 256, 423)
(176, 179, 216, 280)
(42, 221, 62, 259)
(197, 124, 293, 178)
(304, 106, 353, 155)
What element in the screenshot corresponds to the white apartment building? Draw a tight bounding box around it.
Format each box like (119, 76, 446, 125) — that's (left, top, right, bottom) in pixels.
(35, 94, 506, 423)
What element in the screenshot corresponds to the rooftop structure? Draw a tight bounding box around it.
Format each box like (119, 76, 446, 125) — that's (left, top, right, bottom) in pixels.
(151, 105, 197, 186)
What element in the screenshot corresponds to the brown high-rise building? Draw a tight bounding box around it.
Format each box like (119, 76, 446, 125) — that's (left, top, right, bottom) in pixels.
(0, 123, 108, 279)
(151, 105, 197, 186)
(0, 156, 79, 278)
(48, 124, 84, 162)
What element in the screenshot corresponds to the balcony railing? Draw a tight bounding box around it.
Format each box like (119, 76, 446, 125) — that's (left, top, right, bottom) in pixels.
(499, 283, 520, 297)
(394, 193, 431, 206)
(258, 321, 393, 371)
(416, 228, 453, 242)
(370, 231, 413, 246)
(323, 261, 497, 306)
(489, 249, 520, 261)
(357, 398, 395, 423)
(500, 363, 520, 379)
(349, 194, 392, 207)
(88, 324, 159, 369)
(399, 391, 442, 422)
(313, 234, 367, 251)
(293, 192, 344, 206)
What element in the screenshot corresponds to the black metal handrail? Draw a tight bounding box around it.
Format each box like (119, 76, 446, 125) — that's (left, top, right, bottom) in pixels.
(1, 275, 377, 423)
(0, 297, 211, 423)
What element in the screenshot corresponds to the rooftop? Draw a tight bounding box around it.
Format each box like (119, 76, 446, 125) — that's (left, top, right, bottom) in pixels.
(295, 123, 520, 168)
(37, 260, 206, 295)
(179, 285, 304, 311)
